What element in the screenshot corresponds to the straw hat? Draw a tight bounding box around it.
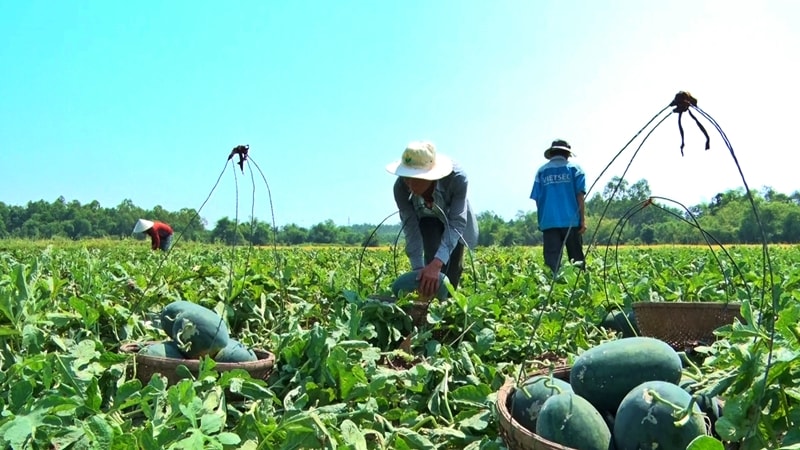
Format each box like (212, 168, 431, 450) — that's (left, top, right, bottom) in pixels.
(132, 219, 154, 234)
(544, 139, 576, 159)
(385, 141, 454, 180)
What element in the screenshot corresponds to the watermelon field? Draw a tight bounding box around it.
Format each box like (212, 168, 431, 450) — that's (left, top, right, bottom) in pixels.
(0, 240, 798, 450)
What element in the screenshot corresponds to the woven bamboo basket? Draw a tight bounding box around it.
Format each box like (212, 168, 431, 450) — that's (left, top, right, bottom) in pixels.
(496, 366, 576, 450)
(120, 341, 276, 386)
(632, 301, 742, 349)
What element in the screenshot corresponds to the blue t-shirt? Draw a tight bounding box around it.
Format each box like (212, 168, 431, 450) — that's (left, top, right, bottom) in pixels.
(530, 156, 586, 230)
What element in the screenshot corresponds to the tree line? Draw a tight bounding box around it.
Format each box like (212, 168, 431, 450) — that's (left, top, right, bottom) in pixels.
(1, 178, 799, 246)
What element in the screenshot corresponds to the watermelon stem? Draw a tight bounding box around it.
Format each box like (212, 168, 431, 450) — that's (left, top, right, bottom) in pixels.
(543, 376, 566, 395)
(411, 416, 437, 431)
(647, 389, 701, 427)
(679, 351, 704, 378)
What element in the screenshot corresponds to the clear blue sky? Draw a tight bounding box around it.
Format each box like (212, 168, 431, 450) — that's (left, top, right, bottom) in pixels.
(1, 1, 798, 228)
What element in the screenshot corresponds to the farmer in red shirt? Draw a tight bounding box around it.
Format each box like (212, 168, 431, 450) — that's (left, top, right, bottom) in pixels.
(133, 219, 173, 251)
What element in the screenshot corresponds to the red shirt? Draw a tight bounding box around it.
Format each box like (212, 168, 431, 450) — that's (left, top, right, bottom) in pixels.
(145, 221, 173, 250)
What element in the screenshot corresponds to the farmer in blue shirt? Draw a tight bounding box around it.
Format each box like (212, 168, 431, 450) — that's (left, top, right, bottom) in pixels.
(386, 141, 479, 298)
(530, 139, 586, 274)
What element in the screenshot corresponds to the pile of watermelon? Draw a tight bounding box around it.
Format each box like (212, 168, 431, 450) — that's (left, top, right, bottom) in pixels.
(138, 300, 257, 363)
(509, 336, 721, 450)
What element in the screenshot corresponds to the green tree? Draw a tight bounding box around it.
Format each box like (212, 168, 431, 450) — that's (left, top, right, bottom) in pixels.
(278, 224, 309, 245)
(781, 209, 800, 242)
(111, 199, 142, 237)
(4, 184, 800, 245)
(361, 231, 380, 247)
(640, 225, 655, 244)
(72, 218, 93, 239)
(211, 218, 244, 245)
(171, 208, 208, 242)
(511, 211, 540, 245)
(308, 220, 340, 244)
(243, 221, 273, 246)
(477, 211, 508, 246)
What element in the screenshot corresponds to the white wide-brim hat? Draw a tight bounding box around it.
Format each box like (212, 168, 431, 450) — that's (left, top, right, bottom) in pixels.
(385, 141, 454, 181)
(132, 219, 154, 234)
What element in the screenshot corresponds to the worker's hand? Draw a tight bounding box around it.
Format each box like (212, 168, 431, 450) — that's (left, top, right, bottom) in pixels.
(579, 223, 587, 234)
(417, 258, 444, 298)
(126, 279, 138, 292)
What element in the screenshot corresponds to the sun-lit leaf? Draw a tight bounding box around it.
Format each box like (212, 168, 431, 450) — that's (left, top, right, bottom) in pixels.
(9, 381, 33, 411)
(171, 430, 205, 450)
(340, 420, 367, 450)
(0, 410, 47, 450)
(217, 432, 242, 446)
(457, 410, 491, 431)
(48, 428, 86, 450)
(199, 412, 224, 435)
(392, 427, 435, 449)
(0, 326, 20, 337)
(85, 415, 114, 449)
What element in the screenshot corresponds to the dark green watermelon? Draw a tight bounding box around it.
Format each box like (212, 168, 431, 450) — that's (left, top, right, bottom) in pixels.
(391, 271, 450, 300)
(614, 381, 707, 450)
(600, 309, 640, 337)
(214, 339, 257, 363)
(165, 301, 230, 359)
(536, 391, 614, 450)
(139, 341, 185, 359)
(509, 374, 573, 433)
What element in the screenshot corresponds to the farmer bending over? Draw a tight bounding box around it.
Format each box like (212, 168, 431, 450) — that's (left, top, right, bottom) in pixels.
(133, 219, 174, 251)
(385, 141, 479, 298)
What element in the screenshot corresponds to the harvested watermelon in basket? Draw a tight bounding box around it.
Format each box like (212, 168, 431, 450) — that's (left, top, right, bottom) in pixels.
(613, 380, 707, 450)
(214, 339, 257, 363)
(536, 391, 614, 450)
(138, 341, 185, 359)
(510, 374, 573, 433)
(569, 336, 682, 415)
(500, 336, 714, 450)
(160, 300, 231, 359)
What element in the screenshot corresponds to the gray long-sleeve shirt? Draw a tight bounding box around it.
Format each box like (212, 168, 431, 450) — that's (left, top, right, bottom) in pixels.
(393, 164, 479, 269)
